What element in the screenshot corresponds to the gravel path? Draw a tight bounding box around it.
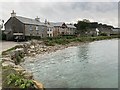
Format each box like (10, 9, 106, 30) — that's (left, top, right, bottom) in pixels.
(0, 41, 28, 54)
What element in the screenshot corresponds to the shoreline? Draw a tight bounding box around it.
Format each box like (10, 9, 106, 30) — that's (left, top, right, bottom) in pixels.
(22, 38, 118, 64)
(1, 36, 119, 89)
(22, 39, 118, 88)
(25, 41, 86, 59)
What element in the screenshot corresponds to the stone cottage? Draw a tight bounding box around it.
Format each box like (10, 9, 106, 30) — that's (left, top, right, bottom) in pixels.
(4, 10, 47, 40)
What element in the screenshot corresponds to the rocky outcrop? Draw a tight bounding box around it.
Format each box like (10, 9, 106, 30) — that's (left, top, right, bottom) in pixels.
(2, 40, 81, 89)
(1, 40, 45, 89)
(32, 80, 44, 90)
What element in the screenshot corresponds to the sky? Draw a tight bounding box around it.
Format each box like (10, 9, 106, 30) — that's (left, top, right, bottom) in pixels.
(0, 0, 119, 27)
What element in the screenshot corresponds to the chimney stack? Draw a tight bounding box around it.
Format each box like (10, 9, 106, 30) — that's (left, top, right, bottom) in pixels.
(11, 10, 16, 17)
(45, 19, 47, 24)
(35, 16, 40, 22)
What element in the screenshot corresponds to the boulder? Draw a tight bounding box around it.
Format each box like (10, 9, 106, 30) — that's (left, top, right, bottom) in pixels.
(22, 71, 33, 79)
(2, 57, 13, 62)
(39, 48, 44, 52)
(30, 45, 35, 49)
(32, 53, 36, 56)
(13, 65, 25, 72)
(2, 61, 15, 67)
(32, 80, 44, 90)
(15, 48, 24, 52)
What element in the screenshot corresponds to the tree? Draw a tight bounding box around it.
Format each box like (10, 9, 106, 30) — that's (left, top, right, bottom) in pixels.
(82, 19, 90, 23)
(75, 20, 90, 35)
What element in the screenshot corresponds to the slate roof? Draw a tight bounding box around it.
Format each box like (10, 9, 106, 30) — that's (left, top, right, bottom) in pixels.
(50, 22, 64, 27)
(50, 22, 76, 28)
(98, 28, 112, 32)
(15, 16, 45, 26)
(112, 28, 120, 32)
(14, 16, 76, 28)
(66, 24, 76, 29)
(45, 24, 54, 28)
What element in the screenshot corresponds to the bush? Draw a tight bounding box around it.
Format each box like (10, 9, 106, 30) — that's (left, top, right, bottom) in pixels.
(1, 31, 6, 40)
(25, 36, 41, 41)
(2, 66, 34, 89)
(15, 55, 21, 65)
(54, 39, 70, 45)
(44, 40, 55, 46)
(99, 33, 108, 36)
(61, 35, 76, 39)
(7, 73, 34, 88)
(19, 52, 25, 58)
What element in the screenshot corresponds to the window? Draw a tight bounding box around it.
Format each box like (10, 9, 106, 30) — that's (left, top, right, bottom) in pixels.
(41, 34, 43, 37)
(30, 26, 32, 31)
(42, 27, 44, 31)
(50, 29, 52, 31)
(50, 34, 52, 37)
(47, 28, 52, 31)
(36, 26, 39, 30)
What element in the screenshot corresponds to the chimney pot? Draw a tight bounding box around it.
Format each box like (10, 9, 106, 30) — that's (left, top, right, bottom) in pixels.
(11, 10, 16, 17)
(35, 16, 40, 22)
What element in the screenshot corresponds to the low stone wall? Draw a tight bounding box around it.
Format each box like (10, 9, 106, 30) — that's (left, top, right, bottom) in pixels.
(2, 40, 45, 89)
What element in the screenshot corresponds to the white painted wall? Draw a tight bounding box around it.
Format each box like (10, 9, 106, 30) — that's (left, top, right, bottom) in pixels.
(47, 27, 54, 37)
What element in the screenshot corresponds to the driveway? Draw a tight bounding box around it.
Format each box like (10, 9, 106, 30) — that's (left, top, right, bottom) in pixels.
(0, 41, 27, 54)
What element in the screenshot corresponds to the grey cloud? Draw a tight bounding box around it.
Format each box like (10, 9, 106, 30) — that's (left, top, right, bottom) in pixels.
(1, 2, 118, 27)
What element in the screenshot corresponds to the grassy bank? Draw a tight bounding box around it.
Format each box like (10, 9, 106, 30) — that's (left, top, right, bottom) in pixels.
(2, 35, 119, 56)
(2, 45, 23, 55)
(44, 35, 119, 46)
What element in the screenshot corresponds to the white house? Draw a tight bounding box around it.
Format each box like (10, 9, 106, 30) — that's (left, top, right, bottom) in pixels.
(96, 28, 99, 35)
(47, 24, 54, 37)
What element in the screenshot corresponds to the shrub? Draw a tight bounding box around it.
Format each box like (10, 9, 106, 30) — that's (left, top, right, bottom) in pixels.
(44, 41, 55, 46)
(19, 52, 25, 58)
(45, 42, 55, 46)
(99, 33, 108, 36)
(1, 31, 6, 40)
(7, 73, 34, 88)
(13, 55, 21, 65)
(2, 65, 34, 89)
(54, 39, 69, 45)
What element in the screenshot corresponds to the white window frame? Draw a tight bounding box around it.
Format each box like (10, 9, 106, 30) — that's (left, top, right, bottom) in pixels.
(50, 28, 52, 31)
(36, 26, 39, 31)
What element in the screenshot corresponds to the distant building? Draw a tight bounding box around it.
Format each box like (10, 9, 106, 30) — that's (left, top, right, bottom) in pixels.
(111, 28, 120, 35)
(96, 28, 99, 35)
(50, 22, 76, 36)
(45, 20, 55, 37)
(87, 28, 100, 36)
(97, 24, 113, 36)
(66, 24, 76, 35)
(4, 10, 47, 40)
